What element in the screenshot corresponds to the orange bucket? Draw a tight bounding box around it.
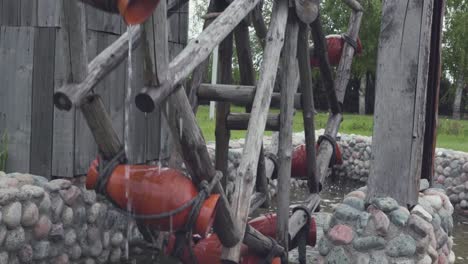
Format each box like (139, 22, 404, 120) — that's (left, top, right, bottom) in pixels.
(291, 143, 343, 178)
(86, 159, 219, 236)
(117, 0, 161, 25)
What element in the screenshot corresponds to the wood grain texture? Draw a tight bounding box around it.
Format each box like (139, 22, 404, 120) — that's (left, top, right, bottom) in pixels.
(0, 26, 34, 173)
(221, 0, 289, 261)
(367, 1, 433, 207)
(20, 0, 38, 26)
(135, 0, 263, 112)
(1, 0, 20, 26)
(37, 0, 62, 27)
(30, 28, 56, 177)
(86, 4, 123, 35)
(276, 12, 299, 252)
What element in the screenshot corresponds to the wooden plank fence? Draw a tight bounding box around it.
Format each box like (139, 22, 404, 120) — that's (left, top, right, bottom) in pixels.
(0, 0, 188, 178)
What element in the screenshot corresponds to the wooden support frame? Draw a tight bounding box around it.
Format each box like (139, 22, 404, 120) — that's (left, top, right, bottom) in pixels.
(135, 0, 264, 113)
(226, 113, 280, 131)
(54, 26, 142, 111)
(198, 84, 303, 109)
(276, 10, 299, 253)
(221, 0, 289, 261)
(297, 22, 318, 194)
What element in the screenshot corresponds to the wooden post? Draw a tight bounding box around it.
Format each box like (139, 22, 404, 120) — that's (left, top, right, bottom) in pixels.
(215, 31, 233, 188)
(277, 11, 299, 254)
(135, 0, 265, 113)
(359, 75, 366, 115)
(251, 1, 268, 48)
(226, 113, 280, 131)
(366, 0, 434, 207)
(310, 17, 341, 114)
(297, 22, 318, 194)
(234, 20, 271, 207)
(221, 0, 289, 261)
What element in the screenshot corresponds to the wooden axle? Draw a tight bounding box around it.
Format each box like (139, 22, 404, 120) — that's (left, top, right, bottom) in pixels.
(54, 26, 142, 111)
(226, 113, 280, 131)
(198, 84, 303, 109)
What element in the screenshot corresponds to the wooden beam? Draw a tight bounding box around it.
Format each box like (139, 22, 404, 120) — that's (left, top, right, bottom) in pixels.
(135, 0, 264, 113)
(310, 17, 341, 114)
(80, 95, 122, 159)
(215, 32, 233, 188)
(342, 0, 363, 12)
(297, 22, 318, 193)
(366, 1, 434, 207)
(54, 26, 142, 111)
(226, 113, 280, 131)
(251, 1, 268, 48)
(288, 194, 320, 240)
(221, 0, 289, 261)
(276, 11, 299, 254)
(198, 84, 303, 109)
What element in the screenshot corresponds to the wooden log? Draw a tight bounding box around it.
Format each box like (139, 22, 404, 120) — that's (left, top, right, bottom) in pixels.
(80, 95, 122, 159)
(297, 22, 318, 193)
(188, 0, 221, 112)
(135, 0, 264, 113)
(310, 17, 341, 114)
(342, 0, 363, 12)
(255, 147, 270, 208)
(221, 0, 289, 261)
(288, 9, 363, 243)
(288, 193, 320, 240)
(198, 84, 303, 109)
(244, 226, 285, 258)
(226, 113, 280, 131)
(276, 11, 299, 253)
(54, 26, 142, 111)
(216, 32, 233, 188)
(249, 192, 267, 213)
(294, 0, 319, 24)
(366, 1, 434, 207)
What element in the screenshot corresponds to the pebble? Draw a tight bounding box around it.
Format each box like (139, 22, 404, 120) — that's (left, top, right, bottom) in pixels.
(411, 205, 433, 222)
(371, 209, 390, 236)
(0, 188, 19, 205)
(33, 241, 50, 260)
(49, 223, 65, 242)
(109, 248, 122, 263)
(353, 236, 385, 251)
(328, 224, 353, 245)
(5, 227, 26, 251)
(54, 254, 69, 264)
(3, 202, 22, 228)
(386, 234, 416, 257)
(62, 207, 74, 227)
(69, 244, 82, 260)
(45, 179, 71, 192)
(34, 215, 52, 240)
(18, 244, 33, 263)
(59, 185, 81, 206)
(372, 197, 399, 212)
(111, 232, 124, 247)
(89, 241, 103, 257)
(389, 207, 410, 227)
(20, 185, 44, 198)
(21, 202, 39, 227)
(64, 229, 77, 246)
(88, 203, 102, 224)
(39, 193, 51, 214)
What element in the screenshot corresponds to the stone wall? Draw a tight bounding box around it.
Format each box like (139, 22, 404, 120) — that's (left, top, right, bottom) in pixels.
(318, 187, 455, 264)
(0, 171, 141, 264)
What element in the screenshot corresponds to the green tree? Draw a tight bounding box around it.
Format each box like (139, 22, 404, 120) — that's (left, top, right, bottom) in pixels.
(443, 0, 468, 119)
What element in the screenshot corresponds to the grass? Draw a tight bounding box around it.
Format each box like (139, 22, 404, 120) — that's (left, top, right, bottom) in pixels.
(196, 105, 468, 152)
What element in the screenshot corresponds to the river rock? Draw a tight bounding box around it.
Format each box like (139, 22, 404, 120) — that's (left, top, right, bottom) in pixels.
(18, 244, 33, 263)
(0, 188, 19, 205)
(408, 214, 433, 238)
(20, 185, 44, 198)
(334, 204, 363, 222)
(371, 209, 390, 236)
(102, 232, 110, 248)
(21, 202, 39, 227)
(83, 190, 96, 205)
(5, 227, 25, 251)
(50, 223, 64, 242)
(390, 207, 410, 227)
(3, 202, 22, 229)
(318, 238, 332, 256)
(69, 244, 82, 260)
(353, 236, 386, 251)
(45, 179, 71, 192)
(372, 197, 399, 212)
(34, 215, 51, 240)
(64, 229, 77, 246)
(423, 195, 443, 210)
(54, 254, 69, 264)
(109, 248, 121, 263)
(412, 205, 432, 222)
(59, 185, 81, 206)
(328, 224, 353, 245)
(33, 241, 50, 260)
(0, 226, 7, 245)
(38, 193, 51, 214)
(343, 196, 365, 211)
(326, 247, 350, 263)
(463, 162, 468, 172)
(51, 195, 64, 222)
(0, 252, 8, 264)
(111, 232, 124, 247)
(386, 234, 416, 257)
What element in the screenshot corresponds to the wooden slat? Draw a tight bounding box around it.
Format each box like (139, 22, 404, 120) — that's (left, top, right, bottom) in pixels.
(20, 0, 38, 26)
(30, 28, 56, 177)
(86, 5, 122, 35)
(1, 0, 21, 26)
(367, 0, 433, 207)
(52, 28, 75, 177)
(37, 0, 62, 27)
(221, 0, 289, 261)
(0, 26, 35, 172)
